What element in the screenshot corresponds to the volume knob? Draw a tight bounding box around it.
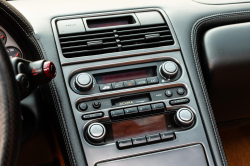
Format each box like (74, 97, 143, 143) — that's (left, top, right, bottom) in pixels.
(75, 73, 93, 92)
(87, 123, 106, 143)
(174, 108, 194, 127)
(160, 61, 179, 79)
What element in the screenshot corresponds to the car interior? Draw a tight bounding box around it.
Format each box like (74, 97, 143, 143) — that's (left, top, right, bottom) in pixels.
(0, 0, 250, 165)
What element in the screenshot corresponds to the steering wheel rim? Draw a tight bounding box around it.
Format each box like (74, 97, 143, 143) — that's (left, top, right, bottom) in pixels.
(0, 40, 21, 166)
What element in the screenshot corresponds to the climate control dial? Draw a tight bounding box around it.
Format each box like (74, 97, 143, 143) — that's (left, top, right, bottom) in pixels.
(174, 108, 194, 127)
(160, 61, 179, 79)
(75, 73, 93, 92)
(87, 123, 106, 143)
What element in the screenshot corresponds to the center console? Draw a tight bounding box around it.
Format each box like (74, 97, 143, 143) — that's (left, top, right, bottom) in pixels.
(52, 8, 214, 166)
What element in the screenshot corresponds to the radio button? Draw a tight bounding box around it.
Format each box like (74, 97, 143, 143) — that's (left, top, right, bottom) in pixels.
(146, 134, 161, 143)
(112, 82, 124, 89)
(110, 109, 124, 119)
(100, 83, 112, 91)
(117, 139, 132, 149)
(165, 90, 173, 97)
(82, 112, 104, 120)
(135, 78, 147, 86)
(78, 102, 88, 111)
(124, 80, 136, 87)
(124, 107, 138, 116)
(177, 88, 185, 95)
(132, 136, 147, 146)
(170, 98, 190, 105)
(151, 103, 165, 112)
(93, 101, 101, 109)
(147, 77, 159, 84)
(138, 105, 152, 114)
(160, 131, 175, 141)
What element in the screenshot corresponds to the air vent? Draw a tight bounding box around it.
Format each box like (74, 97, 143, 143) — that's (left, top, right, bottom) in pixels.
(59, 24, 174, 58)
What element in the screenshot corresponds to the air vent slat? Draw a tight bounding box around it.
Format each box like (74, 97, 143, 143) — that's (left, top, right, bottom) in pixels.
(117, 25, 167, 33)
(58, 23, 174, 58)
(60, 36, 115, 45)
(63, 46, 118, 55)
(62, 45, 88, 50)
(119, 30, 170, 38)
(120, 38, 145, 43)
(59, 31, 114, 40)
(120, 35, 172, 44)
(61, 41, 117, 50)
(122, 40, 174, 49)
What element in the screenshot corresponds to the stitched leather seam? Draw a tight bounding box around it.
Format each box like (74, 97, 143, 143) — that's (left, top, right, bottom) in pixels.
(48, 81, 76, 166)
(35, 37, 77, 166)
(191, 10, 250, 166)
(0, 1, 33, 34)
(0, 6, 30, 37)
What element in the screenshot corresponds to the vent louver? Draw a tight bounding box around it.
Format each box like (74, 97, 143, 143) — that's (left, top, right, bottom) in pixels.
(59, 24, 174, 58)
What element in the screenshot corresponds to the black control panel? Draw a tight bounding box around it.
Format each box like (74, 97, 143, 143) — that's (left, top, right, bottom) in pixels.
(116, 131, 175, 149)
(110, 103, 166, 119)
(70, 57, 196, 152)
(77, 86, 187, 113)
(55, 9, 214, 165)
(70, 60, 182, 95)
(83, 103, 196, 149)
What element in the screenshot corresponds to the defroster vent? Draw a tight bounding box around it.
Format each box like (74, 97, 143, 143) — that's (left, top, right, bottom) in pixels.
(59, 24, 174, 58)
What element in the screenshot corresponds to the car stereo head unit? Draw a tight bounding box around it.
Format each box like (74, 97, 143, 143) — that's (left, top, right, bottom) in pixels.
(70, 60, 182, 95)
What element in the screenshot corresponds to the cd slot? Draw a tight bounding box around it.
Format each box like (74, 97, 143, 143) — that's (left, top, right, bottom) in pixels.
(111, 93, 152, 107)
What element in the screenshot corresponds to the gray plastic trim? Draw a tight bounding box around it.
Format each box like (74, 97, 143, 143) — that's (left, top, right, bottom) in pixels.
(51, 8, 180, 66)
(62, 51, 215, 166)
(97, 144, 208, 166)
(135, 11, 165, 26)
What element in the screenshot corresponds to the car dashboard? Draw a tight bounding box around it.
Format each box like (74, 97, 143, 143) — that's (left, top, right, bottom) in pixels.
(1, 0, 250, 165)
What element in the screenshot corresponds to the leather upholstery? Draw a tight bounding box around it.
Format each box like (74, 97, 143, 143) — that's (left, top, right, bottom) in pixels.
(0, 40, 21, 166)
(190, 11, 250, 166)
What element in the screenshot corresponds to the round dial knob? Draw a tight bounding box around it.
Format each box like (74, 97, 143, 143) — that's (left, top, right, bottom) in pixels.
(160, 61, 179, 79)
(87, 123, 106, 143)
(174, 108, 194, 127)
(75, 73, 93, 92)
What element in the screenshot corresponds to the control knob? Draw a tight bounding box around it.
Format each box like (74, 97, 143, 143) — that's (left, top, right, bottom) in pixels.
(75, 73, 93, 92)
(87, 123, 106, 143)
(160, 61, 179, 79)
(174, 108, 194, 127)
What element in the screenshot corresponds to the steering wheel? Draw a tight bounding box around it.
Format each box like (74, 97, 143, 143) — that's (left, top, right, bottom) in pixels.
(0, 40, 21, 166)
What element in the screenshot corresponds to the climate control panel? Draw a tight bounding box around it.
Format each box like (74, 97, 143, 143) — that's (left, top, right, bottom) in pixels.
(83, 103, 196, 149)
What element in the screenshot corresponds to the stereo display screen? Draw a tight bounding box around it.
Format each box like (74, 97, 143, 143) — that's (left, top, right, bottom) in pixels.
(94, 67, 156, 84)
(87, 16, 135, 28)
